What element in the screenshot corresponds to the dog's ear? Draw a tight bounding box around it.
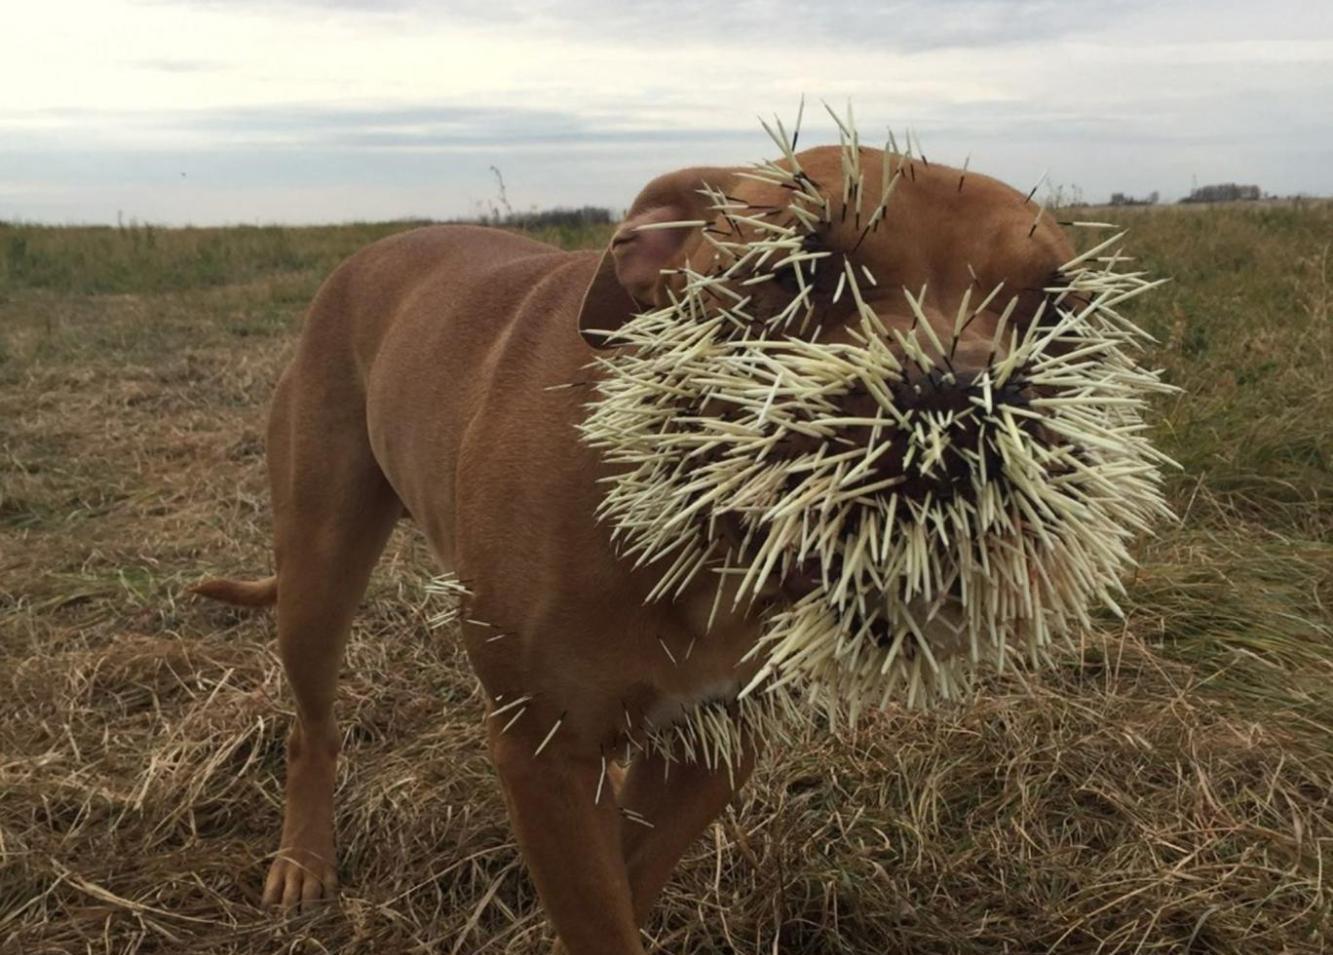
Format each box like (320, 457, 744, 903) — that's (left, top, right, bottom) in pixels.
(578, 166, 739, 349)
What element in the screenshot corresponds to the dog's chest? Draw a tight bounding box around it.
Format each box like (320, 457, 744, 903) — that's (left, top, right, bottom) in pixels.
(640, 679, 741, 732)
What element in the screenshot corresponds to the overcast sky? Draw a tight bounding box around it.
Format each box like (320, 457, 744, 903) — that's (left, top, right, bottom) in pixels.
(3, 0, 1330, 225)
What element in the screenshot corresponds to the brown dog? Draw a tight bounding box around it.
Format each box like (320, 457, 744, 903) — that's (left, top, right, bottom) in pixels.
(194, 144, 1074, 954)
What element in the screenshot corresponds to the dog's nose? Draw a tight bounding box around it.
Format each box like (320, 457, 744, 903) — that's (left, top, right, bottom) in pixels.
(837, 358, 1039, 505)
(894, 366, 986, 416)
(949, 337, 999, 378)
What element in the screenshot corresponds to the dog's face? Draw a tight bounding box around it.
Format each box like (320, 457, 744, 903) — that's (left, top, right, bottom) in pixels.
(685, 147, 1071, 360)
(579, 137, 1173, 710)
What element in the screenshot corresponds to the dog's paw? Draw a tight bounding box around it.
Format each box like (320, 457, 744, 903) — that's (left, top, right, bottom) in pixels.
(262, 848, 338, 911)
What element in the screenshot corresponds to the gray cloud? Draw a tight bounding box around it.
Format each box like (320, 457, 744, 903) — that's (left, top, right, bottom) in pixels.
(5, 0, 1329, 223)
(154, 0, 1155, 50)
(5, 84, 1329, 228)
(4, 102, 762, 150)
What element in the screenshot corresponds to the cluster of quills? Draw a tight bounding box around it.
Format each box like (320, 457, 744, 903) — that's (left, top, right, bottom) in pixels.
(433, 105, 1177, 776)
(580, 106, 1176, 730)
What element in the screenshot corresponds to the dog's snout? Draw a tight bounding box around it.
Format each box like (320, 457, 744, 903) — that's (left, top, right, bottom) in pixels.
(814, 355, 1045, 511)
(949, 338, 999, 379)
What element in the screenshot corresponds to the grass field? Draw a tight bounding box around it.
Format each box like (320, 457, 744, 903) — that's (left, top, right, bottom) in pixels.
(2, 203, 1331, 954)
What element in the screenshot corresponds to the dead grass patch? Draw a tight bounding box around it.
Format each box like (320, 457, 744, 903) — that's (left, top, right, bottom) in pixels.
(2, 211, 1330, 953)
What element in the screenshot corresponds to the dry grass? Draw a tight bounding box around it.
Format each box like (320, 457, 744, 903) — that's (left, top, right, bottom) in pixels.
(2, 205, 1331, 953)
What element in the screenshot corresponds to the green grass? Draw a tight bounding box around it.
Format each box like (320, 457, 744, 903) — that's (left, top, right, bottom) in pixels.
(1120, 204, 1333, 528)
(0, 219, 614, 297)
(0, 221, 418, 295)
(1, 205, 1329, 954)
(1086, 204, 1333, 726)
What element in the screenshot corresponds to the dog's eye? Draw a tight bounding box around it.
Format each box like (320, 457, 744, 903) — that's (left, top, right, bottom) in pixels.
(772, 233, 826, 294)
(774, 263, 804, 294)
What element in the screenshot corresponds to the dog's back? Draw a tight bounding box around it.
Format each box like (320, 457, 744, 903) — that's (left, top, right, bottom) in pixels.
(192, 223, 599, 604)
(294, 224, 577, 408)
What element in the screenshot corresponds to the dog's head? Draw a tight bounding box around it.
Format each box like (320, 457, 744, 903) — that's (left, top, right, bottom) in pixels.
(578, 116, 1175, 711)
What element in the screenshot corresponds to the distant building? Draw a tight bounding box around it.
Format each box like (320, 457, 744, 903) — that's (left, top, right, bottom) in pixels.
(1180, 183, 1262, 203)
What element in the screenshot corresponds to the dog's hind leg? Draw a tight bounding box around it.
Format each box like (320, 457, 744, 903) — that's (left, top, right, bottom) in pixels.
(259, 369, 402, 910)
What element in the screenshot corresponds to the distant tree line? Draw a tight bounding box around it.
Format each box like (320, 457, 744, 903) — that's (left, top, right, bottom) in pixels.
(1110, 191, 1160, 207)
(474, 206, 616, 229)
(1179, 183, 1262, 204)
(466, 166, 617, 230)
(1107, 183, 1267, 206)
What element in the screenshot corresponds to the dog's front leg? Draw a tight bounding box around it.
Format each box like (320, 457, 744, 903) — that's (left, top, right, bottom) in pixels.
(617, 743, 759, 926)
(489, 726, 645, 955)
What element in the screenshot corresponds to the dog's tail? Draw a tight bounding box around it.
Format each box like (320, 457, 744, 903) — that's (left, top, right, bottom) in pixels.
(189, 575, 278, 608)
